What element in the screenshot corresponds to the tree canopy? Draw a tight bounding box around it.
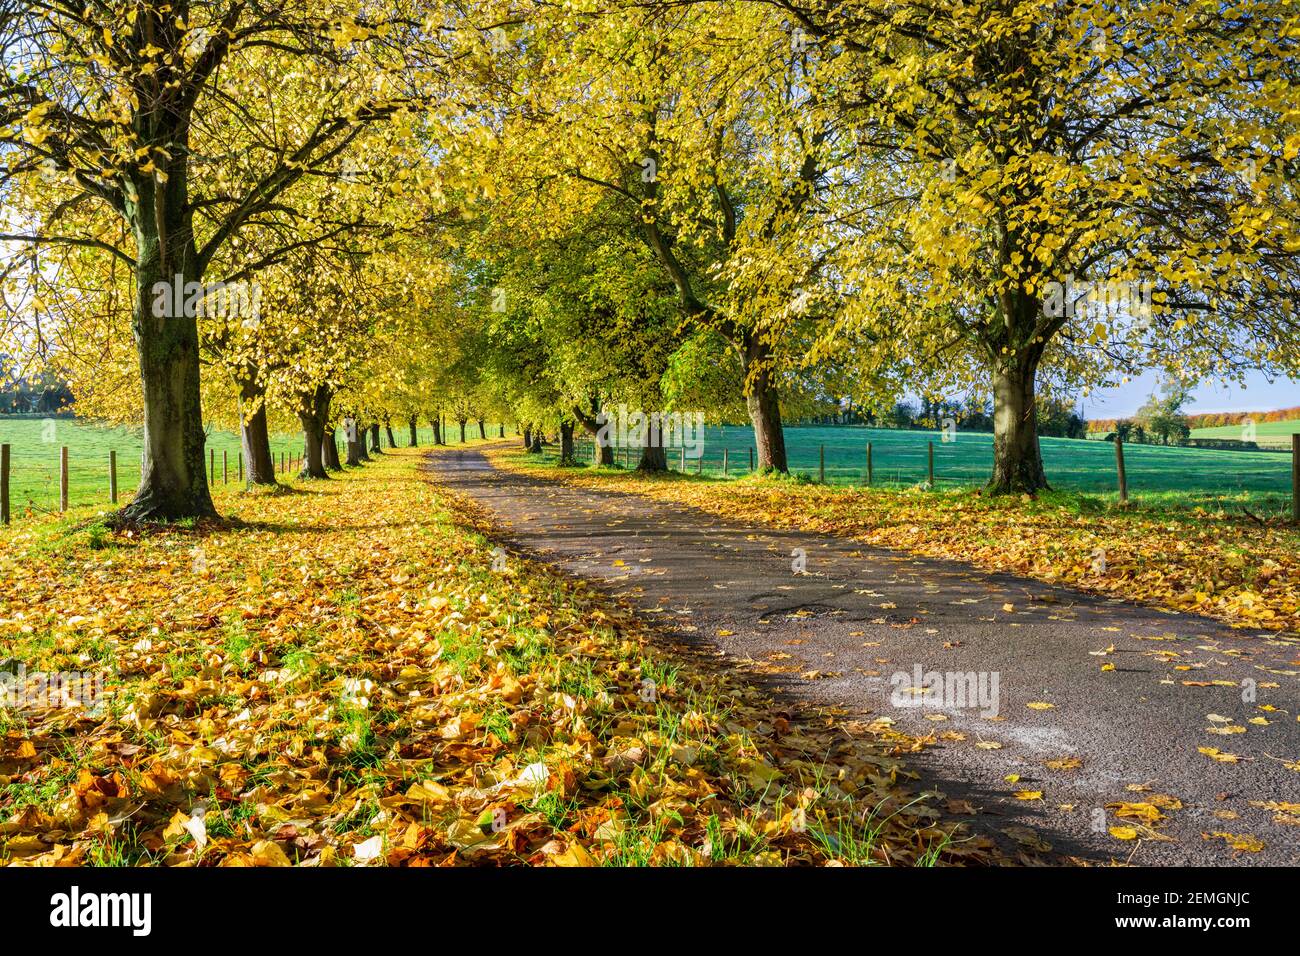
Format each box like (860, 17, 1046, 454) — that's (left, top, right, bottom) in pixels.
(2, 0, 1296, 516)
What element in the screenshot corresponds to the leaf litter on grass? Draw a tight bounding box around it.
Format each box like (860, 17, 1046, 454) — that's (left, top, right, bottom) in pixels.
(0, 451, 1015, 867)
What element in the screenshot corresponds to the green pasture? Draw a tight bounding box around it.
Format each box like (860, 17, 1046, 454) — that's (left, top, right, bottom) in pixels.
(1191, 418, 1300, 449)
(0, 418, 505, 519)
(0, 419, 298, 516)
(573, 423, 1296, 503)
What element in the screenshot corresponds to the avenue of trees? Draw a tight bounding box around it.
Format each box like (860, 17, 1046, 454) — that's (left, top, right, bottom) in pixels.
(2, 0, 1297, 520)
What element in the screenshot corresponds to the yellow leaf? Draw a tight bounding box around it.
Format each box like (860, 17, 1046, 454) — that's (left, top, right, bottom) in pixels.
(1107, 802, 1164, 823)
(549, 841, 598, 867)
(1198, 747, 1244, 763)
(1203, 831, 1263, 852)
(249, 840, 292, 867)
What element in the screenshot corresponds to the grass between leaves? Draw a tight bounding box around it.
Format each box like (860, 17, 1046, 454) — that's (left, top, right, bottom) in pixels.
(0, 449, 1006, 866)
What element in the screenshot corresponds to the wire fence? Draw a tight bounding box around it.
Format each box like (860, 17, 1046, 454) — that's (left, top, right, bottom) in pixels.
(4, 420, 1297, 524)
(0, 419, 507, 524)
(553, 427, 1300, 519)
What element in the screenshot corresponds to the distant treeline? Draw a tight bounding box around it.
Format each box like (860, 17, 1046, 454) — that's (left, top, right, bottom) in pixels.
(0, 386, 74, 415)
(1089, 404, 1300, 433)
(802, 397, 1088, 438)
(0, 362, 74, 415)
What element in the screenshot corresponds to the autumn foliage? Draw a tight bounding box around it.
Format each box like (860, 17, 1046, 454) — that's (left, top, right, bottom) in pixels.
(0, 452, 995, 866)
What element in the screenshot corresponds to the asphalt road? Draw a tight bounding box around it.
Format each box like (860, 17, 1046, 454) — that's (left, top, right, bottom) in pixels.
(429, 446, 1300, 865)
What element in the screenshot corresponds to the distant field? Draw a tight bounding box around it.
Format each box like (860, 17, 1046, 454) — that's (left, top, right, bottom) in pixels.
(4, 418, 1294, 519)
(0, 419, 300, 516)
(575, 423, 1296, 500)
(1191, 418, 1300, 449)
(0, 418, 501, 518)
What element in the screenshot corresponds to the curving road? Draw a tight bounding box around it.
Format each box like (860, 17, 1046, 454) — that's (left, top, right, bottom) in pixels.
(428, 446, 1300, 865)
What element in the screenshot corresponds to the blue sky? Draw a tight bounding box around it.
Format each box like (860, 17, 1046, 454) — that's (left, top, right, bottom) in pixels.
(1081, 369, 1300, 419)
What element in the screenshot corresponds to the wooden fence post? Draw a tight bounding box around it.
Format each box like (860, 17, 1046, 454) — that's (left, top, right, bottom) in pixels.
(680, 447, 686, 471)
(819, 444, 825, 483)
(928, 441, 935, 488)
(697, 452, 703, 475)
(209, 448, 215, 485)
(1, 443, 9, 525)
(110, 450, 118, 504)
(866, 442, 873, 486)
(60, 446, 69, 512)
(749, 447, 755, 472)
(723, 448, 729, 476)
(238, 451, 244, 484)
(1292, 434, 1299, 524)
(1115, 436, 1128, 504)
(223, 450, 229, 485)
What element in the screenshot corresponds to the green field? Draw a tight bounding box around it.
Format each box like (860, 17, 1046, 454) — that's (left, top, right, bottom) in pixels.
(4, 418, 1293, 520)
(574, 423, 1296, 501)
(0, 419, 299, 516)
(0, 418, 503, 519)
(1191, 418, 1300, 449)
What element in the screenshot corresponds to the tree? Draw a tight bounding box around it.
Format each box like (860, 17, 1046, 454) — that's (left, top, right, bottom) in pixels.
(758, 0, 1299, 491)
(457, 4, 843, 472)
(0, 1, 431, 518)
(1135, 381, 1193, 445)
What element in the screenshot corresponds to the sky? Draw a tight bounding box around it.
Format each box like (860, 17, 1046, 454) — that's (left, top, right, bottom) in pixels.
(1081, 369, 1300, 420)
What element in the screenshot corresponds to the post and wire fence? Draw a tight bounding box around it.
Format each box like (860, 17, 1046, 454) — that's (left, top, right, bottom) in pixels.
(570, 436, 979, 489)
(0, 430, 297, 525)
(2, 423, 1298, 526)
(554, 429, 1300, 523)
(0, 420, 510, 526)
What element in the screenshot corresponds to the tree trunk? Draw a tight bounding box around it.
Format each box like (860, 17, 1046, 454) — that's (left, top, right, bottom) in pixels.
(522, 424, 532, 449)
(528, 428, 543, 453)
(121, 204, 215, 521)
(638, 438, 668, 472)
(478, 418, 486, 440)
(384, 417, 397, 449)
(369, 423, 382, 454)
(297, 384, 331, 480)
(431, 414, 443, 445)
(458, 419, 467, 443)
(356, 422, 373, 462)
(408, 415, 418, 447)
(237, 378, 277, 488)
(743, 333, 788, 473)
(573, 399, 615, 465)
(324, 426, 342, 471)
(345, 420, 363, 466)
(989, 353, 1050, 494)
(559, 420, 576, 465)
